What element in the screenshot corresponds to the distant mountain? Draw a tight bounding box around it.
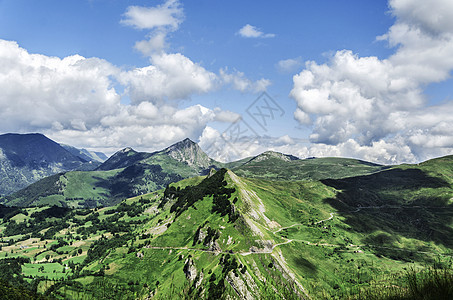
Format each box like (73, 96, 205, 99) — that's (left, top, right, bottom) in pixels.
(5, 138, 225, 207)
(0, 133, 100, 195)
(95, 147, 149, 171)
(60, 144, 107, 163)
(244, 150, 299, 163)
(97, 138, 219, 173)
(161, 138, 219, 172)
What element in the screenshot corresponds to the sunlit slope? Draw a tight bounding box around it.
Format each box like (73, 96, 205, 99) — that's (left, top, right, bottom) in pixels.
(233, 155, 385, 181)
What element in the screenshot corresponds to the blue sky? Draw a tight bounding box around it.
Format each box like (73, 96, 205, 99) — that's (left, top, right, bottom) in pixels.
(0, 0, 452, 163)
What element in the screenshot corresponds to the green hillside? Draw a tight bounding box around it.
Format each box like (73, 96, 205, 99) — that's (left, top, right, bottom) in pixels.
(233, 155, 386, 181)
(1, 157, 452, 299)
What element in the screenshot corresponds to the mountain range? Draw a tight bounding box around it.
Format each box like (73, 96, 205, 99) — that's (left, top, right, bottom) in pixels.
(1, 134, 389, 209)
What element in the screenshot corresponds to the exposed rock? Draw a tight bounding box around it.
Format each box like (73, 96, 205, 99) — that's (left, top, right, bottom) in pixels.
(183, 258, 197, 281)
(226, 270, 259, 300)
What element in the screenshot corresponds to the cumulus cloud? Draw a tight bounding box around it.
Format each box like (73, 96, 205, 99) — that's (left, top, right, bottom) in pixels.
(290, 0, 453, 163)
(199, 126, 311, 163)
(0, 0, 274, 157)
(276, 57, 303, 73)
(122, 0, 184, 55)
(121, 0, 183, 30)
(0, 40, 120, 133)
(237, 24, 275, 38)
(119, 53, 217, 104)
(199, 124, 417, 165)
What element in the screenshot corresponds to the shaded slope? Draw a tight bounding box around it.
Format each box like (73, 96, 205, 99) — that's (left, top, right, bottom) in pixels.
(321, 159, 453, 254)
(0, 133, 96, 195)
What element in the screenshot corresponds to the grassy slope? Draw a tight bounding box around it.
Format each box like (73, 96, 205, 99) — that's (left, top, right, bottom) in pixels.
(233, 156, 385, 181)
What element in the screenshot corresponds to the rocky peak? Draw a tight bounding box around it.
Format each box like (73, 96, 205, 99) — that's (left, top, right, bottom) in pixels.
(119, 147, 135, 154)
(95, 147, 141, 171)
(163, 138, 212, 168)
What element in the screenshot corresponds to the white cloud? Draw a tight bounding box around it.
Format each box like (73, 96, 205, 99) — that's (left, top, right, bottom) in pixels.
(121, 0, 183, 30)
(0, 40, 120, 133)
(276, 57, 303, 73)
(122, 0, 184, 55)
(199, 125, 418, 165)
(237, 24, 275, 38)
(219, 68, 271, 93)
(213, 108, 241, 123)
(290, 0, 453, 163)
(134, 30, 168, 55)
(119, 53, 217, 104)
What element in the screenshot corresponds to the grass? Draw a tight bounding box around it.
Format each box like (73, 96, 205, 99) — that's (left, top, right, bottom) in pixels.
(233, 156, 385, 181)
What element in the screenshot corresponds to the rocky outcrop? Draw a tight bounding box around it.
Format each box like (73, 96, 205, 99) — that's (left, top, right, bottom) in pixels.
(183, 258, 197, 281)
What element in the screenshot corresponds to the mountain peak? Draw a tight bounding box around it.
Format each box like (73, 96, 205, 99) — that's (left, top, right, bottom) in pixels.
(170, 138, 197, 149)
(0, 133, 93, 195)
(120, 147, 136, 153)
(163, 138, 212, 168)
(95, 147, 143, 171)
(251, 151, 299, 163)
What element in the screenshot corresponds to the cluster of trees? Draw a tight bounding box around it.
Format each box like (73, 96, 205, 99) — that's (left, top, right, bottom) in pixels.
(165, 168, 236, 219)
(84, 233, 133, 265)
(0, 257, 43, 298)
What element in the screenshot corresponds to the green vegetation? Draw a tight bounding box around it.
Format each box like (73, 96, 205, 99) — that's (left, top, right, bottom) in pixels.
(233, 156, 385, 181)
(355, 265, 453, 299)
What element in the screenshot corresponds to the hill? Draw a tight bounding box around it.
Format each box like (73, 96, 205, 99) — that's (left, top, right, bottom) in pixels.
(0, 133, 103, 195)
(1, 157, 452, 299)
(233, 154, 386, 181)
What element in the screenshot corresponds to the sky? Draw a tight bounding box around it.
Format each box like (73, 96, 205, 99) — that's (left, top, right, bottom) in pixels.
(0, 0, 453, 164)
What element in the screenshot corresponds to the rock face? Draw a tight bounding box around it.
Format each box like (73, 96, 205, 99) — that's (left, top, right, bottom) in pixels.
(183, 258, 198, 281)
(162, 138, 216, 171)
(0, 133, 97, 195)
